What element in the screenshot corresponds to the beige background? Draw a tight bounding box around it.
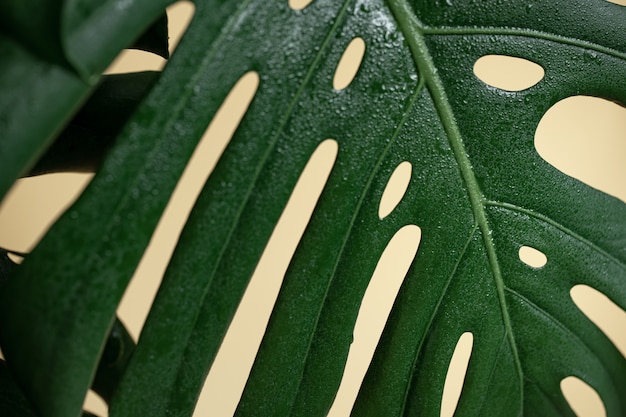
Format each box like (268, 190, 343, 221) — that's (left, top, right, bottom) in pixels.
(0, 2, 625, 416)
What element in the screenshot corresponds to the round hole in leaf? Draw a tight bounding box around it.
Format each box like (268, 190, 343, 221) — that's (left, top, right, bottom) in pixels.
(535, 96, 626, 202)
(518, 246, 547, 268)
(441, 332, 474, 417)
(473, 55, 544, 91)
(561, 376, 606, 417)
(571, 285, 626, 358)
(379, 161, 412, 219)
(333, 37, 366, 91)
(289, 0, 313, 10)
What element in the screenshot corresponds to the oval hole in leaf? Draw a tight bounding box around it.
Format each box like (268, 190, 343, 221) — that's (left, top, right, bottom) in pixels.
(327, 224, 421, 416)
(379, 161, 412, 219)
(440, 332, 474, 417)
(518, 245, 547, 268)
(561, 376, 606, 417)
(105, 1, 196, 74)
(571, 285, 626, 357)
(333, 37, 366, 91)
(535, 96, 626, 202)
(196, 139, 338, 415)
(117, 72, 259, 340)
(473, 55, 544, 91)
(289, 0, 313, 10)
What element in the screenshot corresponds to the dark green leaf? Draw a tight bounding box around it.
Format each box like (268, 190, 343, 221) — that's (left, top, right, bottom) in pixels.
(0, 1, 171, 78)
(131, 13, 170, 59)
(0, 35, 89, 201)
(112, 1, 625, 416)
(0, 249, 18, 290)
(0, 2, 239, 417)
(91, 318, 135, 403)
(0, 360, 38, 417)
(1, 1, 625, 417)
(62, 0, 173, 78)
(0, 1, 171, 200)
(28, 71, 161, 176)
(0, 0, 69, 69)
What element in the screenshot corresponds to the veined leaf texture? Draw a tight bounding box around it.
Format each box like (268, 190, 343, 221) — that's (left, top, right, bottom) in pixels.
(0, 1, 624, 416)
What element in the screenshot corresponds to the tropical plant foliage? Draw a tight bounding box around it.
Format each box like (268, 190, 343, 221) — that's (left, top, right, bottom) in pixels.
(0, 0, 625, 416)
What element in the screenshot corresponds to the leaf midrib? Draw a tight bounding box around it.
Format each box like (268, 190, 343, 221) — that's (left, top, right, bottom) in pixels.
(386, 0, 525, 412)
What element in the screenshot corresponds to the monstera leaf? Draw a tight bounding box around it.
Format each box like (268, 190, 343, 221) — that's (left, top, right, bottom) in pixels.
(0, 0, 625, 416)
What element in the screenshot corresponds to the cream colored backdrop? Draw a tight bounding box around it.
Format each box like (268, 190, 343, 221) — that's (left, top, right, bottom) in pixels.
(0, 2, 625, 416)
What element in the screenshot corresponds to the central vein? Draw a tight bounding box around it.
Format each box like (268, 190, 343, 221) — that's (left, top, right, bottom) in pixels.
(385, 0, 525, 403)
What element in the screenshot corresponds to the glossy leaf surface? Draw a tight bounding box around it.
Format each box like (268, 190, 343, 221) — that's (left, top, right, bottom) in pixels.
(0, 1, 624, 417)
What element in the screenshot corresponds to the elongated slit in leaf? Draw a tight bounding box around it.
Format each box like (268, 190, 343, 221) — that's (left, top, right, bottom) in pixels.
(117, 72, 260, 339)
(535, 96, 626, 202)
(473, 55, 544, 91)
(333, 37, 366, 91)
(288, 0, 314, 11)
(518, 245, 547, 269)
(196, 139, 338, 415)
(561, 376, 606, 417)
(327, 224, 421, 416)
(440, 332, 474, 417)
(378, 161, 412, 219)
(105, 2, 196, 75)
(571, 285, 626, 358)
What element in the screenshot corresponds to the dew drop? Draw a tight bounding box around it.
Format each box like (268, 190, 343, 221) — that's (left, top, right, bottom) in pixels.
(358, 1, 371, 13)
(474, 55, 544, 91)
